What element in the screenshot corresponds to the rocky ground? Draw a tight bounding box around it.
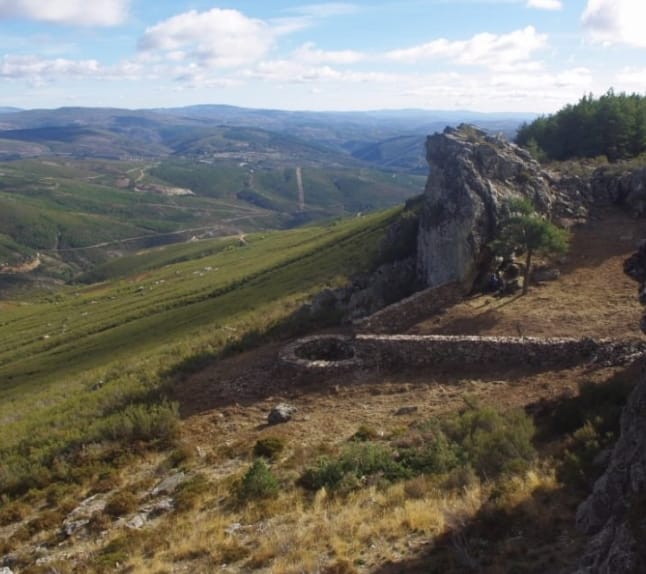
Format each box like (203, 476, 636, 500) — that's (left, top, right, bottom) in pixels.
(167, 206, 644, 572)
(3, 206, 644, 573)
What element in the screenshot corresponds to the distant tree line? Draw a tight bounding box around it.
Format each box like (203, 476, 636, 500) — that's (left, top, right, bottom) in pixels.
(516, 89, 646, 162)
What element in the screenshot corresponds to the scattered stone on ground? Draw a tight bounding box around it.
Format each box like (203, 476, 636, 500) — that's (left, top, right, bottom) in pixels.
(151, 472, 186, 496)
(267, 403, 297, 425)
(532, 266, 561, 282)
(394, 406, 418, 416)
(62, 494, 107, 537)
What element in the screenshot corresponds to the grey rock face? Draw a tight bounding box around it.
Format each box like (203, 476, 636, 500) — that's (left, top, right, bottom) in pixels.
(150, 472, 186, 496)
(417, 125, 557, 288)
(268, 403, 297, 425)
(62, 493, 107, 537)
(573, 377, 646, 573)
(590, 167, 646, 215)
(573, 241, 646, 573)
(305, 257, 419, 323)
(624, 240, 646, 334)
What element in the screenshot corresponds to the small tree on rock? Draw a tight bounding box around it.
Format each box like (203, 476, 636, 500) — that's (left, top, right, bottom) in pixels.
(492, 198, 569, 295)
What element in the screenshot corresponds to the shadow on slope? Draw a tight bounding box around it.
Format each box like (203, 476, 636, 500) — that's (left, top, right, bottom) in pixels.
(372, 362, 642, 574)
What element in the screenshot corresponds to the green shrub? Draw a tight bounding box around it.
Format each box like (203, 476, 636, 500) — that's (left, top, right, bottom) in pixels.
(174, 474, 210, 512)
(300, 442, 410, 492)
(166, 443, 195, 469)
(350, 424, 380, 442)
(236, 460, 279, 502)
(104, 490, 138, 518)
(98, 400, 180, 444)
(557, 420, 612, 490)
(442, 406, 536, 479)
(96, 533, 144, 571)
(301, 407, 535, 493)
(253, 437, 286, 460)
(45, 482, 77, 506)
(398, 432, 461, 475)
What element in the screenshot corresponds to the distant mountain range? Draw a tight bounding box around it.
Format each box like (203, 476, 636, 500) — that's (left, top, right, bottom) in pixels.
(0, 105, 535, 281)
(0, 105, 535, 170)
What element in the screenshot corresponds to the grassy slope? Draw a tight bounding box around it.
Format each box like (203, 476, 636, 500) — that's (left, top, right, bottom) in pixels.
(0, 158, 422, 275)
(1, 207, 643, 573)
(0, 207, 398, 445)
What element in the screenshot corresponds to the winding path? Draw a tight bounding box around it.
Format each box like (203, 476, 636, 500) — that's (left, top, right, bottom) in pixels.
(296, 166, 305, 212)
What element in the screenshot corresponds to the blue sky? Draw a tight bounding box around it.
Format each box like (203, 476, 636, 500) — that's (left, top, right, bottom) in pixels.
(0, 0, 644, 113)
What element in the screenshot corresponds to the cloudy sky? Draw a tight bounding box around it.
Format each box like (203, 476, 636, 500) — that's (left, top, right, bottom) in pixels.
(0, 0, 644, 113)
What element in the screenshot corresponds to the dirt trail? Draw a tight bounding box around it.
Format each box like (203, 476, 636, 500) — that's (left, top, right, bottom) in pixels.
(410, 209, 644, 339)
(0, 254, 41, 274)
(177, 208, 640, 436)
(296, 166, 305, 211)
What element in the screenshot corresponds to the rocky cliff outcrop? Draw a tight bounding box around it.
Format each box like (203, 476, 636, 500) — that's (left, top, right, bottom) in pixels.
(591, 167, 646, 215)
(416, 125, 560, 288)
(302, 125, 646, 323)
(573, 242, 646, 573)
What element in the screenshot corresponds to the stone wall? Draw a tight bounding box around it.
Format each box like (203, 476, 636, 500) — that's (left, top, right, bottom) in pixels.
(353, 281, 466, 334)
(281, 333, 646, 374)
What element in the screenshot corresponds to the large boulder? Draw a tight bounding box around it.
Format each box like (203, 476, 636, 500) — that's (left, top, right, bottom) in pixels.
(268, 403, 297, 425)
(416, 125, 558, 288)
(573, 373, 646, 573)
(590, 167, 646, 215)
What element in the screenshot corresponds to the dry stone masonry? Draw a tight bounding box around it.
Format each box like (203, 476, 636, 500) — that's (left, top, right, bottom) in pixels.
(283, 125, 646, 573)
(281, 333, 646, 374)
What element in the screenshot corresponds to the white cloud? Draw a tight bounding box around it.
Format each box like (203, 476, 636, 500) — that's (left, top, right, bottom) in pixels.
(292, 42, 365, 64)
(527, 0, 562, 10)
(288, 3, 358, 18)
(582, 0, 646, 48)
(615, 67, 646, 90)
(386, 26, 548, 72)
(0, 0, 129, 26)
(138, 8, 273, 69)
(269, 3, 359, 38)
(244, 59, 398, 85)
(398, 66, 594, 112)
(0, 54, 102, 79)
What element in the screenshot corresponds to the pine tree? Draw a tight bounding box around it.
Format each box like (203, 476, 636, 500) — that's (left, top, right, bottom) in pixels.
(492, 199, 569, 295)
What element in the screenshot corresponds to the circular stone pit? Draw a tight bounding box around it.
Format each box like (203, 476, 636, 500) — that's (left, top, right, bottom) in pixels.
(279, 335, 361, 371)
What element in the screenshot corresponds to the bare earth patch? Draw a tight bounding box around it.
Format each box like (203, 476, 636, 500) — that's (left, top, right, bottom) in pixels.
(8, 208, 642, 573)
(410, 208, 643, 339)
(160, 207, 645, 573)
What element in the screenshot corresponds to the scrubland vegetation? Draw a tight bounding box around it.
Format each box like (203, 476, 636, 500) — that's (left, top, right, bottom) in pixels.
(0, 198, 640, 572)
(2, 99, 646, 572)
(0, 208, 397, 501)
(0, 157, 422, 274)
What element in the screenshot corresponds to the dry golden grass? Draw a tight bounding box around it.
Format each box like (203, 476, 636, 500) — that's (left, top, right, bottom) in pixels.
(115, 465, 562, 573)
(7, 207, 642, 572)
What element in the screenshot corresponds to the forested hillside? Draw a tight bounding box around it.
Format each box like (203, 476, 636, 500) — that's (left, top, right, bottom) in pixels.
(516, 90, 646, 161)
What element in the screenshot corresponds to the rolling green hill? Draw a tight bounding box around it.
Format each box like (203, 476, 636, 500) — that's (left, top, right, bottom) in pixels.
(0, 157, 423, 283)
(0, 207, 399, 495)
